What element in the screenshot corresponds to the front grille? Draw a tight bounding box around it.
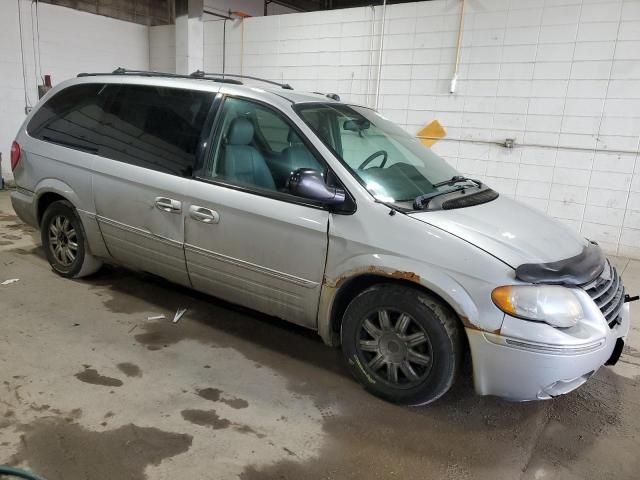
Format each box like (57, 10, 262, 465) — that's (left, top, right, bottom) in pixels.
(581, 260, 625, 328)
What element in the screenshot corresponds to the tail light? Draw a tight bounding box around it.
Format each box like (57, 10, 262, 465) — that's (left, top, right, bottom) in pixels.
(10, 141, 21, 171)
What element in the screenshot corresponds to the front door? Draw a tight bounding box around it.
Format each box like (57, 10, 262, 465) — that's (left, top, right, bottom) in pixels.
(185, 95, 330, 327)
(92, 83, 217, 286)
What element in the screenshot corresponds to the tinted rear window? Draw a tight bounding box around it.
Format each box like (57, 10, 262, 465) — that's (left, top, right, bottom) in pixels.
(27, 82, 215, 177)
(27, 83, 110, 153)
(102, 85, 214, 176)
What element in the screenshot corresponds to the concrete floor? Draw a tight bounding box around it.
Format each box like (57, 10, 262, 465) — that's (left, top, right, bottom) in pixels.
(0, 189, 639, 480)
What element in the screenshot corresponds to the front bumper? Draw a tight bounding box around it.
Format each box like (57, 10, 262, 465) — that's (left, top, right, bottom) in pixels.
(467, 303, 630, 400)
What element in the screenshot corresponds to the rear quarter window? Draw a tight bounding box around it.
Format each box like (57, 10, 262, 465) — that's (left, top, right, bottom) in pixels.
(27, 83, 110, 153)
(27, 82, 216, 178)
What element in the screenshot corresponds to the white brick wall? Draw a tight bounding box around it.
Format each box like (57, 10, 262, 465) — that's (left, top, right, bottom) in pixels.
(150, 25, 176, 73)
(0, 1, 149, 182)
(203, 0, 640, 259)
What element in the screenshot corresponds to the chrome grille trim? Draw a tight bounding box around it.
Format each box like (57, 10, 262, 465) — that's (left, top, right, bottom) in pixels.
(581, 260, 625, 329)
(595, 272, 619, 308)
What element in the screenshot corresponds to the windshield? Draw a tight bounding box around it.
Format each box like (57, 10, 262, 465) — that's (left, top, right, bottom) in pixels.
(295, 103, 467, 208)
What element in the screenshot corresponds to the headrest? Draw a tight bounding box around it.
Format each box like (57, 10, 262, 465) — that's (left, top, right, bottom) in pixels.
(227, 117, 254, 145)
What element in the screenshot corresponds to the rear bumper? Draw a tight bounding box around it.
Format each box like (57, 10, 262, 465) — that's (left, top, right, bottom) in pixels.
(467, 303, 630, 400)
(10, 188, 38, 228)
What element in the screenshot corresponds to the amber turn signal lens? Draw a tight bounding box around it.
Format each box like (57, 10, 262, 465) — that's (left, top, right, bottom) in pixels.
(491, 286, 517, 316)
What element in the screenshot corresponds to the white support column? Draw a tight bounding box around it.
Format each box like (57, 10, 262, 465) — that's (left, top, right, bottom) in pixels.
(175, 0, 204, 75)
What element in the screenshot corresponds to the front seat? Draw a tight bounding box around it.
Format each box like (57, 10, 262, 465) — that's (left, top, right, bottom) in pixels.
(221, 117, 276, 190)
(273, 130, 323, 186)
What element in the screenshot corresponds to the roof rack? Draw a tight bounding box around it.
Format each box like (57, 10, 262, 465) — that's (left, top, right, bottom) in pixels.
(190, 70, 293, 90)
(77, 68, 243, 85)
(312, 91, 341, 101)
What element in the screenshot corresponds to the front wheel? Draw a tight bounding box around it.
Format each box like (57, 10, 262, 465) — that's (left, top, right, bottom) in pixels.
(41, 200, 102, 278)
(341, 285, 462, 406)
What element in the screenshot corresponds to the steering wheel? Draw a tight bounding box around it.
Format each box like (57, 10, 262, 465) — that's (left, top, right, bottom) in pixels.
(358, 150, 388, 170)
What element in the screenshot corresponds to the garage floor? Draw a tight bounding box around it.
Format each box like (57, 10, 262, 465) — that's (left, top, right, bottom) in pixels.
(1, 189, 639, 480)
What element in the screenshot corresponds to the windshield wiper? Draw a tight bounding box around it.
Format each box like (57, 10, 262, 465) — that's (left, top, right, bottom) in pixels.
(413, 179, 484, 210)
(432, 175, 480, 188)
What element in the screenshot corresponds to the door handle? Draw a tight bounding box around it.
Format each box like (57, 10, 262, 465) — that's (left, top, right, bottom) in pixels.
(155, 197, 182, 213)
(189, 205, 219, 224)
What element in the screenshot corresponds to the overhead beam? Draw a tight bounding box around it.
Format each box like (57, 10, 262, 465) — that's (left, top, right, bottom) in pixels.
(265, 0, 322, 13)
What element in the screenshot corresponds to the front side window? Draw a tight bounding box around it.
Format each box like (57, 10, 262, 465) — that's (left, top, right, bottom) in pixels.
(296, 103, 465, 209)
(101, 85, 215, 176)
(201, 96, 324, 193)
(27, 83, 110, 153)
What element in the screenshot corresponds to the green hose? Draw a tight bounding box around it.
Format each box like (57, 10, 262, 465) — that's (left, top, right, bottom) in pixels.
(0, 466, 46, 480)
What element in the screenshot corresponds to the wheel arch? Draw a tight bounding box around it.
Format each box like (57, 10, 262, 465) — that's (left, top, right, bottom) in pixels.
(318, 266, 480, 347)
(35, 179, 82, 226)
(33, 178, 109, 260)
(37, 191, 71, 225)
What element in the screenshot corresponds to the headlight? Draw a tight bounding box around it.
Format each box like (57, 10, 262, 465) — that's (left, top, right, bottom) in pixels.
(491, 285, 585, 328)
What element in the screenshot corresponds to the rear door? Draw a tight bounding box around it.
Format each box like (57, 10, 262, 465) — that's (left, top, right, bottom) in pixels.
(184, 94, 330, 327)
(92, 83, 218, 285)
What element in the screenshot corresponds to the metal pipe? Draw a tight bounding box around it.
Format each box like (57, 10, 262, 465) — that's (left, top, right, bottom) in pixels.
(222, 18, 226, 76)
(450, 0, 466, 94)
(415, 135, 640, 156)
(17, 0, 32, 112)
(240, 17, 245, 75)
(374, 0, 387, 111)
(203, 8, 232, 20)
(366, 5, 376, 108)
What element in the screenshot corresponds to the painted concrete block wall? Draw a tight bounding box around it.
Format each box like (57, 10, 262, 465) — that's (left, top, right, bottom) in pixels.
(203, 0, 640, 259)
(0, 1, 149, 181)
(150, 25, 176, 73)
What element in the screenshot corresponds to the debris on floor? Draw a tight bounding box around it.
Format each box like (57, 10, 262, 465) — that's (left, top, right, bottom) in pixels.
(147, 314, 166, 321)
(173, 308, 187, 324)
(1, 278, 19, 285)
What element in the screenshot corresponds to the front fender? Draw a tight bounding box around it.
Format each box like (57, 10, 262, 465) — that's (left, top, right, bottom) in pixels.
(318, 253, 504, 346)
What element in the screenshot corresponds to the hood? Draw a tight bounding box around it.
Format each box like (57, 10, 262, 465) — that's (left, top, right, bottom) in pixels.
(409, 195, 588, 268)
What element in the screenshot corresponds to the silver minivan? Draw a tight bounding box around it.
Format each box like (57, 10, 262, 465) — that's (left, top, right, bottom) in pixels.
(9, 70, 632, 405)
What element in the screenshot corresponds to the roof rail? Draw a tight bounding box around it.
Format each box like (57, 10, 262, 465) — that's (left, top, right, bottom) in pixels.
(312, 91, 341, 101)
(190, 70, 293, 90)
(77, 68, 243, 85)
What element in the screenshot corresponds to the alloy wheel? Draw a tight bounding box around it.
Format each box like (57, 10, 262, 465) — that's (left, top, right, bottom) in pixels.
(356, 309, 433, 388)
(48, 214, 78, 267)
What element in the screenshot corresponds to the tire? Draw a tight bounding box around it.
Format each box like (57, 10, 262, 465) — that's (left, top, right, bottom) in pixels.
(341, 284, 462, 406)
(41, 200, 102, 278)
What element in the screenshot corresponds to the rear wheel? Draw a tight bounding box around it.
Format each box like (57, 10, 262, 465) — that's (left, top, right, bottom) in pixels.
(341, 284, 461, 406)
(41, 200, 102, 278)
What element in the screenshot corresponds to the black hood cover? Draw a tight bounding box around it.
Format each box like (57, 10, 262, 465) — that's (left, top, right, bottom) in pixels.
(515, 242, 605, 286)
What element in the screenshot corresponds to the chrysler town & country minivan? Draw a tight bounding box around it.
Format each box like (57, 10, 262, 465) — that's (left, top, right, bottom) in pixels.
(9, 70, 632, 405)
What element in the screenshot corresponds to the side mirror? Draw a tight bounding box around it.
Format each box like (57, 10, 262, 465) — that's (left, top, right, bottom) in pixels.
(287, 168, 346, 206)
